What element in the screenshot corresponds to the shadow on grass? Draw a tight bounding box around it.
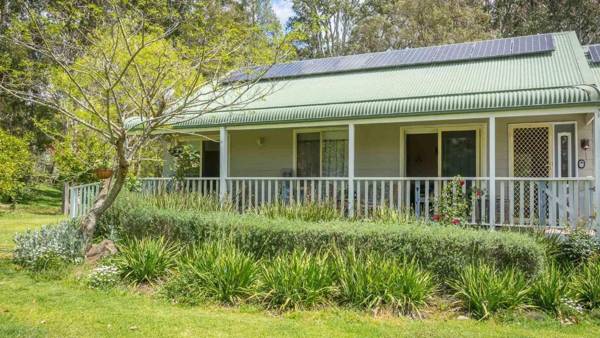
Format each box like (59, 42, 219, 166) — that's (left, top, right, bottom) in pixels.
(1, 184, 63, 216)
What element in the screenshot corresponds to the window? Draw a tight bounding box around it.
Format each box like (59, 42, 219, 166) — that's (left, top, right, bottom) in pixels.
(557, 132, 572, 177)
(296, 130, 348, 177)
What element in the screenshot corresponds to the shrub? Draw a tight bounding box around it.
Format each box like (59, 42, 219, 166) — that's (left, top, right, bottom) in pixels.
(13, 221, 85, 270)
(570, 260, 600, 309)
(100, 196, 546, 280)
(529, 263, 570, 315)
(87, 265, 120, 289)
(0, 128, 33, 202)
(164, 242, 259, 305)
(333, 247, 434, 314)
(369, 206, 418, 224)
(450, 263, 530, 319)
(113, 237, 178, 284)
(256, 201, 340, 222)
(532, 232, 564, 263)
(259, 250, 336, 311)
(136, 192, 227, 213)
(434, 176, 470, 225)
(557, 228, 600, 266)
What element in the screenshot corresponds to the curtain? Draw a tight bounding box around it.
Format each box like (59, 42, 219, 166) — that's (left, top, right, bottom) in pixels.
(322, 131, 348, 177)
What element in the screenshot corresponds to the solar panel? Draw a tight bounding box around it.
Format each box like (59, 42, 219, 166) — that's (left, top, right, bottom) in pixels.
(589, 44, 600, 63)
(226, 33, 556, 81)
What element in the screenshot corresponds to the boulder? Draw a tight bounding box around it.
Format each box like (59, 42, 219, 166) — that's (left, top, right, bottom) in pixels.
(85, 239, 118, 263)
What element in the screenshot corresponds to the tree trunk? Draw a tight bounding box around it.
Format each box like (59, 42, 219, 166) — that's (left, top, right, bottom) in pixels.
(80, 138, 130, 245)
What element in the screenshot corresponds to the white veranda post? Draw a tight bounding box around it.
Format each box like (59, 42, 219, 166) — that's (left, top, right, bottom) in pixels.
(595, 111, 600, 213)
(219, 127, 228, 202)
(488, 116, 496, 229)
(348, 123, 356, 217)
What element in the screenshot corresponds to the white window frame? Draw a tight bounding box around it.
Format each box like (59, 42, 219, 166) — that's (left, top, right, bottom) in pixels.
(399, 123, 485, 177)
(292, 127, 348, 177)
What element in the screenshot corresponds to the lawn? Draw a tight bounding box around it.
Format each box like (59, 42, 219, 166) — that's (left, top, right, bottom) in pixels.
(1, 188, 600, 337)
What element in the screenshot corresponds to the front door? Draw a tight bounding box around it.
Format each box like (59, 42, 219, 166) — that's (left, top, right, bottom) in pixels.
(509, 124, 552, 178)
(202, 141, 220, 178)
(509, 124, 552, 221)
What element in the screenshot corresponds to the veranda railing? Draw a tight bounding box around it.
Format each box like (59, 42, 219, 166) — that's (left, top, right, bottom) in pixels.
(66, 176, 596, 228)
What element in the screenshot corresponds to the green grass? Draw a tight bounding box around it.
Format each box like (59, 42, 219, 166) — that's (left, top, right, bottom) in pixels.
(2, 190, 600, 337)
(1, 258, 600, 338)
(0, 185, 65, 257)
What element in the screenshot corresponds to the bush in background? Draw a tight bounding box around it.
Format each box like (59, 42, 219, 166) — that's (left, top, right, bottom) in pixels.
(100, 195, 546, 280)
(450, 263, 530, 319)
(557, 228, 600, 266)
(257, 201, 340, 222)
(13, 220, 84, 271)
(113, 237, 178, 284)
(0, 128, 33, 203)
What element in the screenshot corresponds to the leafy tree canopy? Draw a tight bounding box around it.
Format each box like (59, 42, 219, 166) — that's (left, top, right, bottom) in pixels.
(0, 128, 33, 203)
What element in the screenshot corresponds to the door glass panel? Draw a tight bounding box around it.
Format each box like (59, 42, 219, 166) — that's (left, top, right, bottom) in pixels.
(296, 132, 320, 177)
(406, 133, 438, 177)
(322, 131, 348, 177)
(559, 134, 570, 177)
(441, 130, 476, 177)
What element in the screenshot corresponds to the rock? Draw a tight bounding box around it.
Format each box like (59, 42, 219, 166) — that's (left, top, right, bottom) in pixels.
(456, 315, 470, 320)
(85, 239, 118, 263)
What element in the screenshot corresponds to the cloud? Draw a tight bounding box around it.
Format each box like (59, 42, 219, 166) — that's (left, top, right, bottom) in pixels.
(272, 0, 294, 28)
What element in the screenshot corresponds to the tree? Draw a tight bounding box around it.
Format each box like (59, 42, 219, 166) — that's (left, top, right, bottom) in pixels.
(242, 0, 281, 31)
(487, 0, 600, 43)
(0, 128, 33, 203)
(0, 2, 286, 242)
(351, 0, 493, 53)
(289, 0, 363, 57)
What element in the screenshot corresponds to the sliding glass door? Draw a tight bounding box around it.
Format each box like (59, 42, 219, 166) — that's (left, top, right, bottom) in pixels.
(404, 127, 480, 177)
(441, 130, 477, 177)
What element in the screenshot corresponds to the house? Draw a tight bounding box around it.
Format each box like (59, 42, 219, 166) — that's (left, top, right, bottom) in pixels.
(78, 31, 600, 228)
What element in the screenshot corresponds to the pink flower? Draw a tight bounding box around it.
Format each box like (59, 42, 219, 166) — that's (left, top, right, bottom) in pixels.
(476, 191, 482, 197)
(432, 214, 440, 222)
(459, 180, 465, 187)
(451, 218, 461, 225)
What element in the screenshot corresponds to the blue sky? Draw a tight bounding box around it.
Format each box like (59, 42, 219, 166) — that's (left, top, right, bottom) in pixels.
(272, 0, 293, 27)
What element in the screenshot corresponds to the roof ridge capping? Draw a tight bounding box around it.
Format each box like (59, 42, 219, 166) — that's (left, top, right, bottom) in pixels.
(228, 33, 557, 81)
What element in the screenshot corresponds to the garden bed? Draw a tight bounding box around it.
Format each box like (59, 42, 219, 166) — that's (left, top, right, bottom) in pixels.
(99, 193, 546, 279)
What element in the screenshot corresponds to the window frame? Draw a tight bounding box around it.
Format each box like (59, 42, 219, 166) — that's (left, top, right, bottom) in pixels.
(507, 121, 578, 178)
(400, 123, 485, 177)
(557, 131, 573, 178)
(292, 127, 348, 177)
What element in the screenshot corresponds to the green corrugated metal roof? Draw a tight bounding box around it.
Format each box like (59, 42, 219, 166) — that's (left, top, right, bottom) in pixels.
(131, 32, 600, 130)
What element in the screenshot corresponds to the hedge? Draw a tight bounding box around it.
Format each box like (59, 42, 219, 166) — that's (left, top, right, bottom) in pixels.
(99, 195, 545, 280)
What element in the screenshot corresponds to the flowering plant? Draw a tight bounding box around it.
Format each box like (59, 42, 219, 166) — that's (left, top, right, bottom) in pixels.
(434, 176, 470, 225)
(87, 265, 120, 289)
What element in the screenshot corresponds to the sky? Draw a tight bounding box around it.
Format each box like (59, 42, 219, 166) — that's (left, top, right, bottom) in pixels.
(272, 0, 293, 28)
